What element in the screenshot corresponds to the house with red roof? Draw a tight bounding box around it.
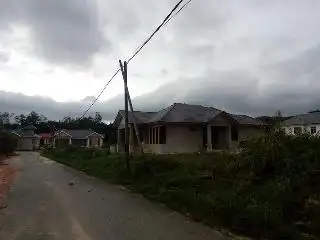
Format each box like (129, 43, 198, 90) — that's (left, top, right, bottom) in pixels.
(39, 133, 53, 146)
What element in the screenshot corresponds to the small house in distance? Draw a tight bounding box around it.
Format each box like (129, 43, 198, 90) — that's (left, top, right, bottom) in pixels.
(40, 133, 53, 146)
(114, 103, 267, 154)
(53, 129, 104, 148)
(283, 111, 320, 135)
(12, 125, 40, 151)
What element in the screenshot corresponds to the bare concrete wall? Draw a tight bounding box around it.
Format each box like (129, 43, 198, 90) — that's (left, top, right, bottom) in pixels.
(141, 125, 264, 153)
(144, 144, 165, 154)
(165, 125, 203, 153)
(89, 136, 102, 147)
(141, 125, 203, 154)
(231, 126, 264, 149)
(239, 126, 264, 140)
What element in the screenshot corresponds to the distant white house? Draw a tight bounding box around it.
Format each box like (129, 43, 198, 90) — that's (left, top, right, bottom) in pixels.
(53, 129, 104, 148)
(283, 112, 320, 135)
(12, 125, 40, 151)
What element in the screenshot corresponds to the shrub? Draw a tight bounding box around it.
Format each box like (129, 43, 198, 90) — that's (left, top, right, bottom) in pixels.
(0, 131, 18, 158)
(218, 131, 320, 239)
(43, 131, 320, 239)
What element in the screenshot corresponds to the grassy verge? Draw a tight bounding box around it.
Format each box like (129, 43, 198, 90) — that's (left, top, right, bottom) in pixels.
(42, 131, 320, 240)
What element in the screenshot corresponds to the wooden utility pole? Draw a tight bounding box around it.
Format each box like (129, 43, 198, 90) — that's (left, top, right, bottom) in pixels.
(120, 60, 130, 170)
(119, 61, 144, 154)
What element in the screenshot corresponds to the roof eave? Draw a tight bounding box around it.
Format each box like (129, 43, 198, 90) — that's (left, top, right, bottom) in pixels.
(87, 131, 104, 139)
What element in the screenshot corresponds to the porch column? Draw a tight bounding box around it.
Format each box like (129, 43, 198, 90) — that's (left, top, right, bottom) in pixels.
(207, 125, 212, 152)
(117, 128, 121, 152)
(99, 138, 103, 148)
(69, 138, 72, 145)
(53, 138, 56, 148)
(129, 124, 134, 153)
(86, 138, 90, 147)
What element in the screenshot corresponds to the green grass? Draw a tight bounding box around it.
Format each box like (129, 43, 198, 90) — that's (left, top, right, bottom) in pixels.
(42, 132, 320, 240)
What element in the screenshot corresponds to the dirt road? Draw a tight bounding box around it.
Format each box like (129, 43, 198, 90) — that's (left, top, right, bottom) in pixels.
(0, 152, 226, 240)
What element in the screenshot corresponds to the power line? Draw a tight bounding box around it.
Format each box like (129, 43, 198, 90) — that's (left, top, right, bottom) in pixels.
(79, 0, 189, 119)
(79, 68, 120, 119)
(163, 0, 192, 27)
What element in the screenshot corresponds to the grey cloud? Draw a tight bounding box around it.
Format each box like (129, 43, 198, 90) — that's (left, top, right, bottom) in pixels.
(0, 51, 10, 63)
(0, 0, 107, 67)
(0, 2, 14, 29)
(1, 1, 320, 120)
(182, 44, 215, 64)
(159, 68, 168, 77)
(1, 63, 320, 122)
(131, 70, 261, 115)
(0, 91, 118, 121)
(131, 63, 320, 117)
(266, 44, 320, 82)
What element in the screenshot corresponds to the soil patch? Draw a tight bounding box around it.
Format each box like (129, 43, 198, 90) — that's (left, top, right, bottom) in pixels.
(0, 157, 17, 207)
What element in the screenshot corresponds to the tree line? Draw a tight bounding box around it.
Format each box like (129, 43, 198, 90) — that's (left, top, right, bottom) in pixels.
(0, 111, 116, 144)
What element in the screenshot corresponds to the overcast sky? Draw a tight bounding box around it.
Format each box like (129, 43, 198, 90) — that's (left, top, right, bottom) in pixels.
(0, 0, 320, 120)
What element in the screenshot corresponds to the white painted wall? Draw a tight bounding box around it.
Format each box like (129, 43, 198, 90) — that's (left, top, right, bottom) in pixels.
(17, 138, 33, 150)
(16, 137, 40, 150)
(89, 136, 103, 147)
(283, 124, 320, 135)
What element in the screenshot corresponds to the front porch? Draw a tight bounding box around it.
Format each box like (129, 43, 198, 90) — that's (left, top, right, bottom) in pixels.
(205, 125, 233, 152)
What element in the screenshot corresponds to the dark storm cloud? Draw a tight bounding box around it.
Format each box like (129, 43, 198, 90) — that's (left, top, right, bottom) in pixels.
(132, 63, 320, 117)
(1, 0, 320, 119)
(1, 59, 320, 121)
(2, 44, 320, 119)
(0, 0, 107, 66)
(0, 91, 123, 120)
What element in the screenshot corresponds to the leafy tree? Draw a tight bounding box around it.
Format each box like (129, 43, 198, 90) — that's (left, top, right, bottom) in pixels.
(25, 111, 41, 126)
(0, 112, 10, 126)
(308, 109, 320, 113)
(14, 114, 27, 126)
(94, 112, 102, 123)
(63, 116, 72, 123)
(0, 131, 18, 158)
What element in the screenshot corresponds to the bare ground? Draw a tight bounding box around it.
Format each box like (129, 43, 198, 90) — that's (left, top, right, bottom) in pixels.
(0, 156, 17, 207)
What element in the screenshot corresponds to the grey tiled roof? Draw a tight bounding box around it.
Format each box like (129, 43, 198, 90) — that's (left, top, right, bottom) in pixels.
(114, 103, 266, 126)
(147, 103, 221, 123)
(117, 110, 156, 124)
(283, 112, 320, 125)
(59, 129, 103, 139)
(231, 114, 265, 126)
(12, 129, 39, 138)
